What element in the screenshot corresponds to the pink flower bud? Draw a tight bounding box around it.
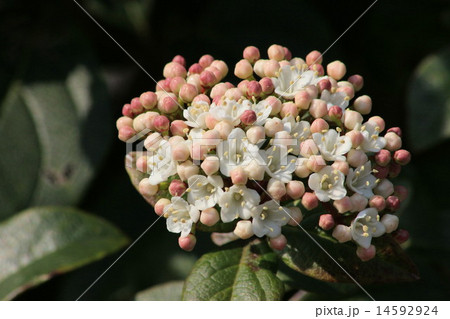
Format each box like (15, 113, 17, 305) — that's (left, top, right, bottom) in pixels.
(317, 79, 332, 93)
(295, 158, 311, 178)
(177, 160, 200, 181)
(246, 80, 262, 98)
(225, 88, 243, 101)
(234, 59, 253, 79)
(200, 207, 220, 226)
(306, 50, 323, 66)
(168, 135, 185, 147)
(307, 155, 326, 172)
(205, 114, 219, 130)
(264, 118, 284, 137)
(381, 214, 399, 233)
(336, 86, 354, 100)
(116, 116, 133, 131)
(170, 120, 188, 137)
(233, 220, 254, 239)
(344, 110, 363, 130)
(210, 83, 229, 99)
(155, 198, 171, 216)
(193, 94, 211, 104)
(179, 83, 198, 102)
(384, 132, 402, 151)
(201, 156, 220, 175)
(244, 160, 266, 180)
(243, 46, 260, 64)
(253, 59, 267, 77)
(153, 115, 170, 132)
(394, 185, 408, 202)
(267, 178, 286, 200)
(387, 127, 402, 137)
(310, 118, 329, 133)
(374, 149, 391, 167)
(332, 225, 352, 243)
(294, 90, 312, 110)
(347, 149, 368, 168)
(350, 193, 369, 212)
(199, 54, 214, 68)
(136, 155, 148, 173)
(348, 74, 364, 91)
(240, 109, 257, 125)
(138, 178, 158, 198)
(237, 80, 249, 95)
(369, 195, 386, 212)
(300, 139, 319, 157)
(319, 214, 335, 230)
(356, 245, 376, 262)
(267, 44, 285, 61)
(393, 229, 409, 244)
(159, 96, 179, 113)
(172, 55, 186, 67)
(328, 105, 343, 120)
(353, 95, 372, 114)
(280, 102, 299, 118)
(171, 143, 190, 161)
(215, 120, 234, 139)
(163, 62, 187, 79)
(327, 60, 346, 80)
(190, 143, 207, 161)
(331, 160, 349, 175)
(302, 192, 318, 210)
(188, 63, 203, 74)
(178, 234, 196, 251)
(266, 96, 282, 115)
(200, 70, 217, 87)
(283, 47, 292, 60)
(122, 103, 134, 118)
(169, 76, 186, 94)
(388, 162, 402, 178)
(286, 181, 305, 200)
(345, 130, 364, 148)
(169, 179, 187, 197)
(210, 60, 229, 79)
(309, 99, 328, 118)
(259, 77, 274, 95)
(130, 97, 144, 115)
(156, 78, 171, 92)
(333, 196, 353, 213)
(374, 179, 394, 198)
(368, 116, 385, 132)
(186, 74, 201, 91)
(133, 113, 152, 132)
(205, 66, 222, 82)
(269, 234, 288, 251)
(230, 167, 248, 185)
(139, 91, 158, 110)
(143, 132, 163, 150)
(263, 59, 280, 77)
(393, 149, 411, 165)
(305, 84, 319, 99)
(386, 195, 400, 211)
(373, 164, 389, 179)
(246, 125, 265, 144)
(287, 207, 303, 226)
(309, 63, 325, 76)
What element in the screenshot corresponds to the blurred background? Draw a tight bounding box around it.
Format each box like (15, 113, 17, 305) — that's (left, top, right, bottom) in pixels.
(1, 0, 449, 300)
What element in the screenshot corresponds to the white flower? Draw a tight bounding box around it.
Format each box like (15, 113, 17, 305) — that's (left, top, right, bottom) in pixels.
(251, 99, 272, 126)
(263, 145, 297, 183)
(187, 174, 224, 210)
(351, 208, 386, 248)
(216, 128, 263, 176)
(346, 161, 377, 198)
(252, 200, 290, 238)
(164, 197, 200, 237)
(183, 101, 209, 128)
(272, 64, 326, 100)
(218, 185, 260, 222)
(359, 121, 386, 153)
(282, 116, 311, 155)
(308, 166, 346, 202)
(320, 89, 349, 111)
(147, 141, 177, 185)
(209, 98, 251, 125)
(312, 129, 352, 161)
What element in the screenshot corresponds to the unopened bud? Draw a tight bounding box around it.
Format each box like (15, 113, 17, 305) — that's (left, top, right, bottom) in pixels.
(350, 193, 368, 212)
(393, 149, 411, 165)
(234, 220, 254, 239)
(215, 120, 234, 139)
(155, 198, 171, 216)
(394, 185, 408, 201)
(387, 127, 402, 137)
(159, 95, 179, 113)
(294, 90, 312, 110)
(353, 95, 372, 114)
(309, 63, 325, 76)
(331, 161, 349, 175)
(344, 110, 363, 130)
(188, 63, 203, 74)
(369, 195, 386, 212)
(393, 229, 409, 244)
(347, 149, 368, 168)
(307, 155, 326, 172)
(267, 44, 285, 61)
(286, 180, 305, 200)
(267, 178, 286, 200)
(169, 179, 187, 197)
(299, 139, 319, 157)
(302, 192, 319, 210)
(224, 88, 244, 101)
(309, 99, 328, 118)
(179, 83, 198, 102)
(163, 62, 187, 78)
(116, 116, 133, 131)
(210, 60, 229, 79)
(345, 130, 364, 148)
(280, 102, 299, 118)
(171, 143, 190, 161)
(247, 80, 262, 98)
(263, 59, 280, 77)
(234, 59, 253, 79)
(264, 118, 284, 137)
(333, 196, 353, 213)
(138, 178, 158, 198)
(386, 195, 400, 211)
(244, 160, 265, 180)
(246, 125, 265, 144)
(356, 245, 376, 262)
(200, 70, 217, 87)
(306, 50, 322, 65)
(199, 54, 214, 68)
(348, 74, 364, 92)
(328, 105, 343, 120)
(200, 207, 220, 226)
(230, 167, 248, 185)
(381, 214, 399, 233)
(153, 115, 170, 132)
(327, 60, 346, 80)
(178, 234, 197, 251)
(269, 234, 287, 250)
(375, 149, 392, 167)
(368, 116, 385, 132)
(317, 79, 332, 93)
(319, 214, 335, 230)
(139, 91, 158, 109)
(332, 225, 352, 243)
(259, 77, 274, 95)
(287, 207, 303, 226)
(177, 160, 200, 181)
(310, 118, 329, 133)
(266, 96, 283, 115)
(374, 178, 394, 198)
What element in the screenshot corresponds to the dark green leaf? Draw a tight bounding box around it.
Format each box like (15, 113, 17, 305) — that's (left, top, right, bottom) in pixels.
(182, 239, 284, 300)
(407, 47, 450, 152)
(281, 227, 419, 284)
(135, 281, 184, 301)
(0, 206, 129, 300)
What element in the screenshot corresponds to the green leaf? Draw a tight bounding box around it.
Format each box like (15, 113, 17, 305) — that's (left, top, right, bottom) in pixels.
(0, 206, 129, 300)
(0, 34, 111, 221)
(182, 239, 284, 300)
(135, 281, 184, 301)
(281, 227, 419, 284)
(407, 47, 450, 152)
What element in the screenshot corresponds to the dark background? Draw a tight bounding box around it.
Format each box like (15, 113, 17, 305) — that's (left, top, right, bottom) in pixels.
(1, 0, 449, 300)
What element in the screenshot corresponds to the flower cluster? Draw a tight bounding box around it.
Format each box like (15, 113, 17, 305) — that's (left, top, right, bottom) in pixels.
(117, 44, 411, 260)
